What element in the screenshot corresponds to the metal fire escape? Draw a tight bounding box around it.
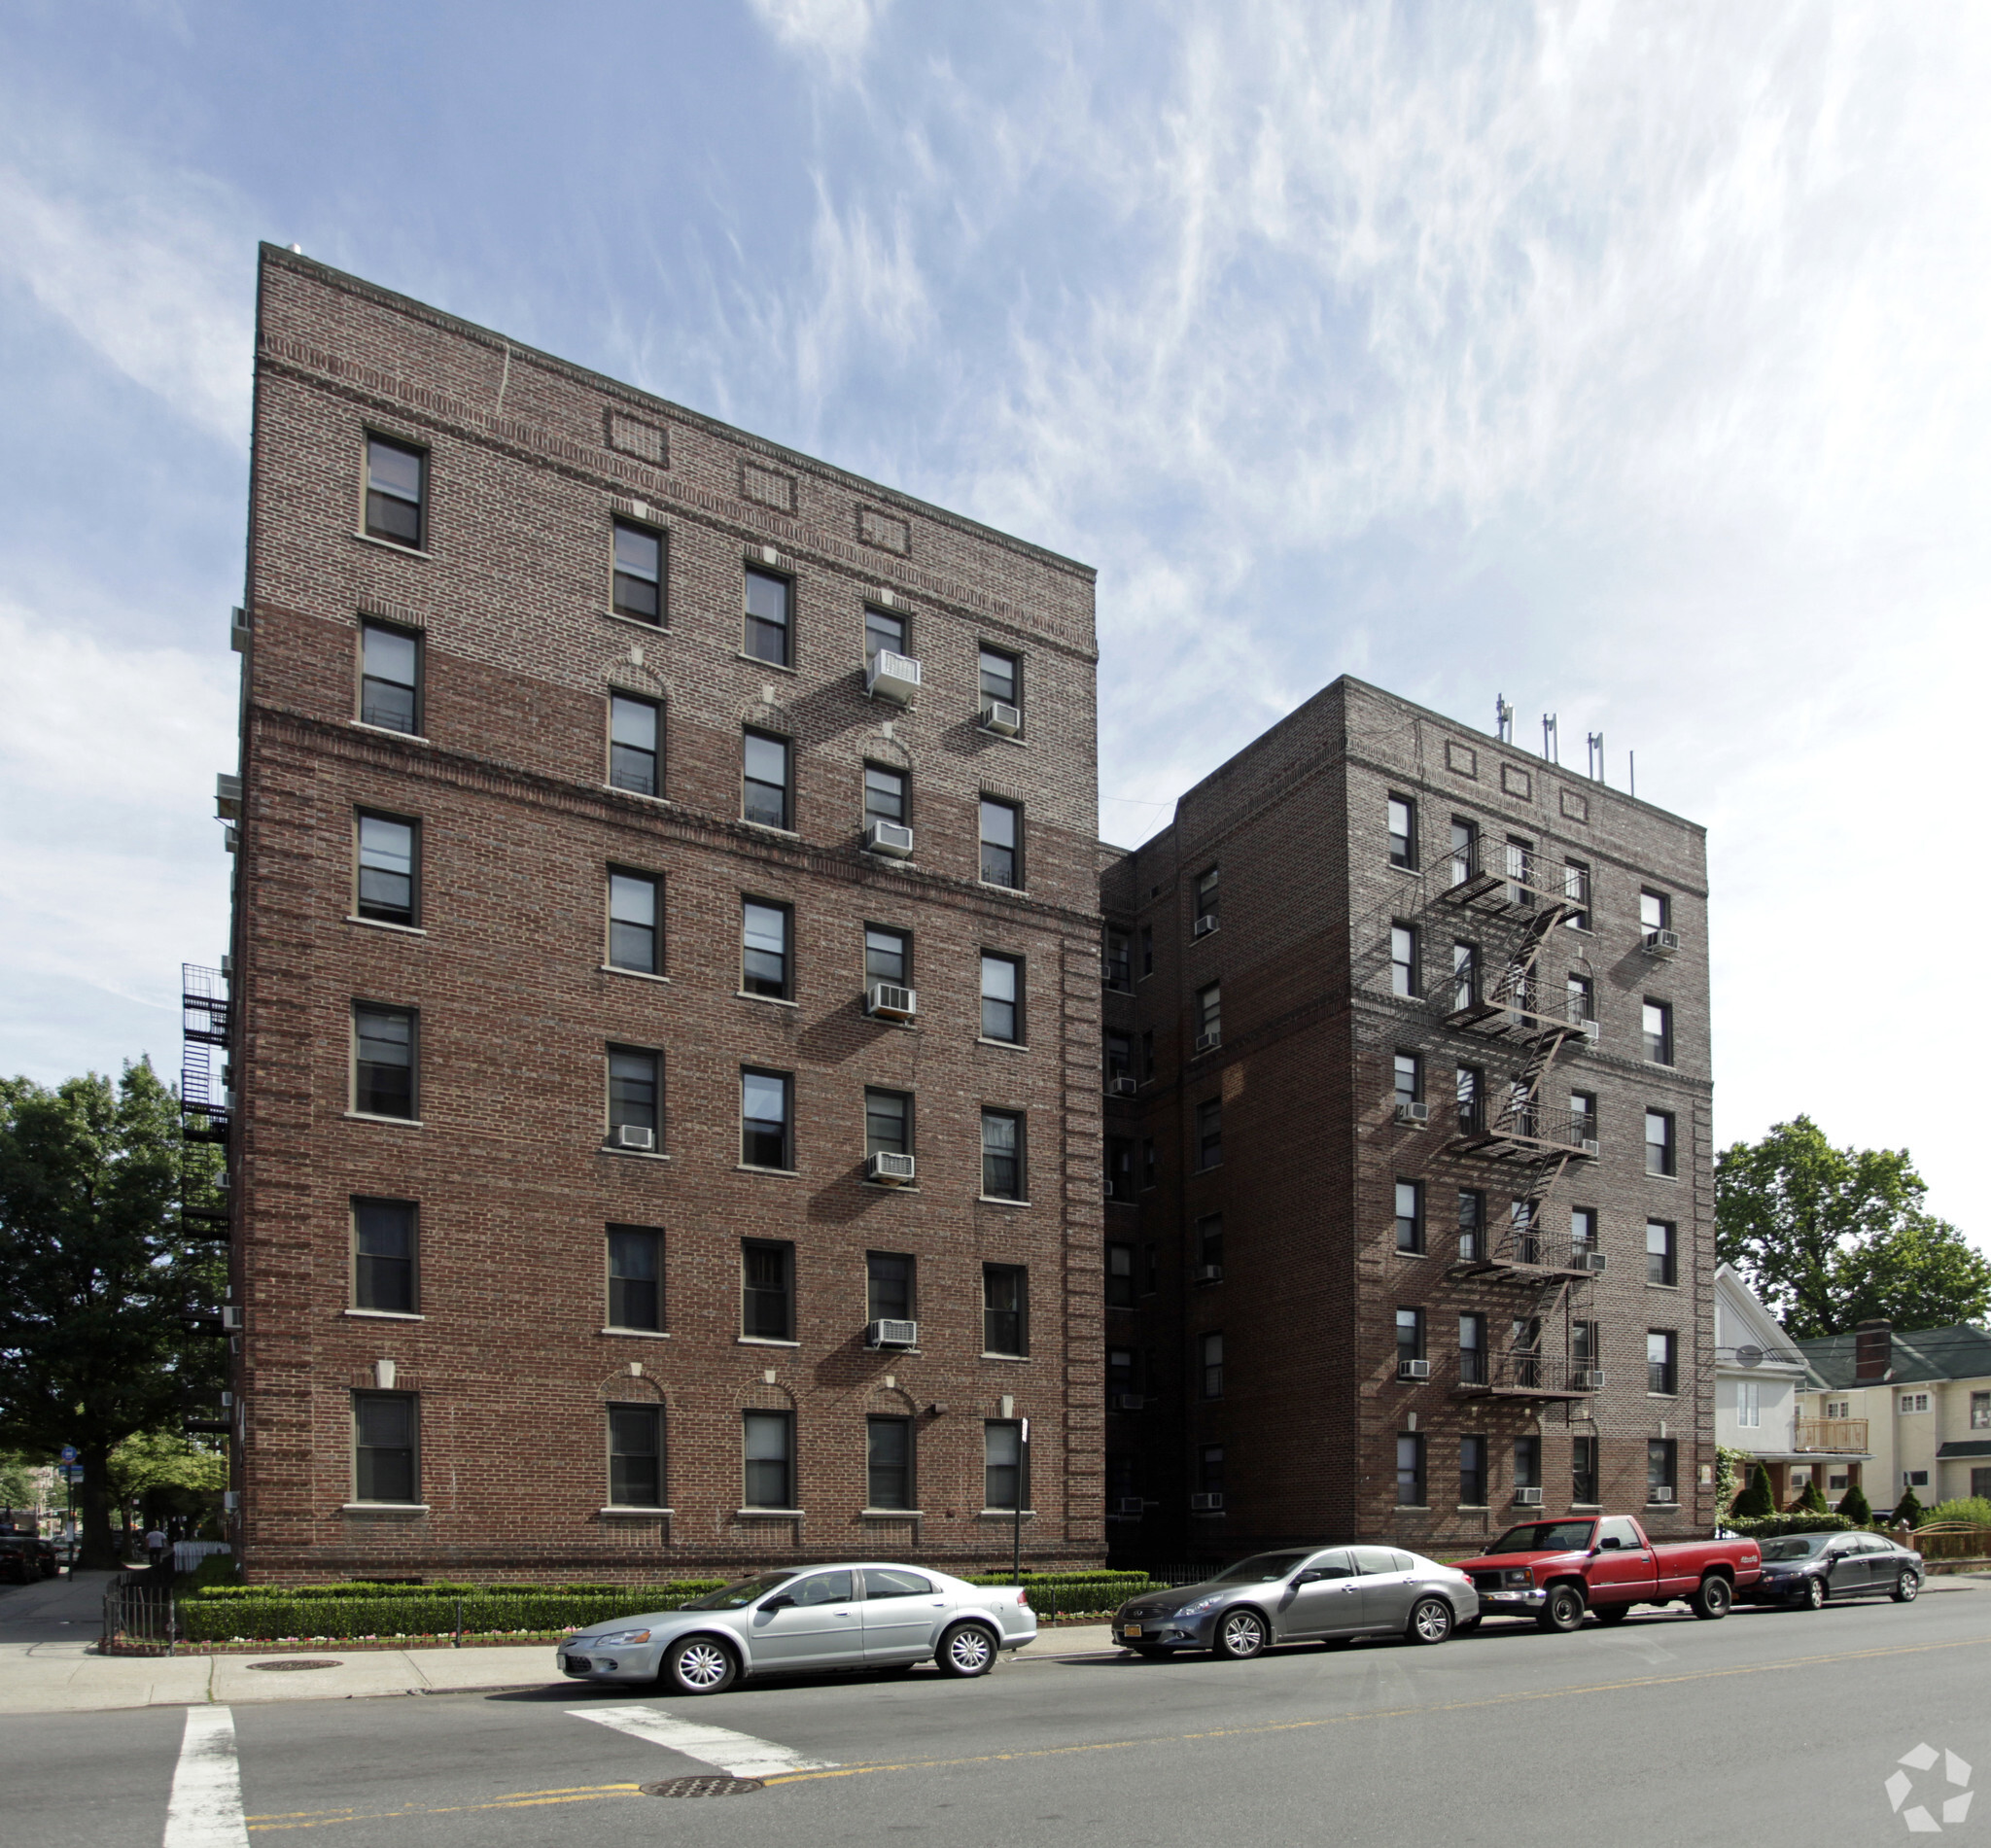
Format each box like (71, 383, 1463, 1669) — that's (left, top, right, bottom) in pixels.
(180, 962, 232, 1155)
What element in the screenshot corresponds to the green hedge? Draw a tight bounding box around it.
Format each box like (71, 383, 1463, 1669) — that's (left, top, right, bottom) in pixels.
(178, 1584, 731, 1644)
(1725, 1513, 1855, 1539)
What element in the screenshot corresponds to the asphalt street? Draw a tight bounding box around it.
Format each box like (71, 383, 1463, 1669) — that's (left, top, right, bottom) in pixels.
(8, 1586, 1989, 1848)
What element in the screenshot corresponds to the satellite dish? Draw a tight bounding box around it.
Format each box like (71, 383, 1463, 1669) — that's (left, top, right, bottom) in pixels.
(1736, 1344, 1764, 1369)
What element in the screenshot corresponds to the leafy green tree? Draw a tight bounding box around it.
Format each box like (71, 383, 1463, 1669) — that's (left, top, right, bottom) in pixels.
(0, 1064, 225, 1567)
(0, 1449, 45, 1511)
(1924, 1496, 1991, 1527)
(1836, 1482, 1872, 1523)
(1732, 1463, 1775, 1518)
(111, 1430, 227, 1535)
(1892, 1486, 1925, 1527)
(1716, 1118, 1990, 1340)
(1798, 1477, 1830, 1515)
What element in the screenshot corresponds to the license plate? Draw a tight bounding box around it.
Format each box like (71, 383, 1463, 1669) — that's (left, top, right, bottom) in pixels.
(1122, 1623, 1142, 1637)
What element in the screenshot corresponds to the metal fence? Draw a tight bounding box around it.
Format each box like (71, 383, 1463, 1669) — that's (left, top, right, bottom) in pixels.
(103, 1573, 177, 1655)
(172, 1541, 231, 1573)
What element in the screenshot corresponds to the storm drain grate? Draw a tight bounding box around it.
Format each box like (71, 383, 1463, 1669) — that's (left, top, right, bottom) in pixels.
(246, 1658, 341, 1671)
(641, 1777, 765, 1798)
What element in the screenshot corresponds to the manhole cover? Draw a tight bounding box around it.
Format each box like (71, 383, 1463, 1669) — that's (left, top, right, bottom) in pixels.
(246, 1658, 341, 1671)
(640, 1777, 764, 1797)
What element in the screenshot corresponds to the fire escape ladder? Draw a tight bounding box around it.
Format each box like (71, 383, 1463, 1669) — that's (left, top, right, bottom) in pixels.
(181, 963, 232, 1147)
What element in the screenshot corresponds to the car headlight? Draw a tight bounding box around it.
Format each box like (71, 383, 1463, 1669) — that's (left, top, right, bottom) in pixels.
(1175, 1594, 1226, 1617)
(588, 1628, 653, 1647)
(1502, 1570, 1534, 1589)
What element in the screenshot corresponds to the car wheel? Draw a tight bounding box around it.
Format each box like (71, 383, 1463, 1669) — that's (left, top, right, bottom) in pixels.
(1591, 1602, 1631, 1626)
(661, 1634, 737, 1696)
(1213, 1609, 1269, 1659)
(1405, 1598, 1453, 1647)
(1690, 1574, 1733, 1621)
(1536, 1586, 1586, 1633)
(936, 1622, 997, 1678)
(1893, 1569, 1921, 1604)
(1800, 1576, 1826, 1611)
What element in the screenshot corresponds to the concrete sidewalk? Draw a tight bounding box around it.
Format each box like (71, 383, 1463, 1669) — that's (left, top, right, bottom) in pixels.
(0, 1621, 1122, 1716)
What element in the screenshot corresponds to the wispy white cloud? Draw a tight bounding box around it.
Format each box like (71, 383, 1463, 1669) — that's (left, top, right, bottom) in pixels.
(746, 0, 893, 72)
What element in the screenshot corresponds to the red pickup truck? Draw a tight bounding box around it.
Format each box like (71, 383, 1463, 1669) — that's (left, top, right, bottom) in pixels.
(1453, 1516, 1762, 1631)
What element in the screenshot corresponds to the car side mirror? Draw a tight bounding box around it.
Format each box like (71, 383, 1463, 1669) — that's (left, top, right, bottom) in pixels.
(1293, 1569, 1324, 1585)
(761, 1593, 795, 1612)
(1598, 1537, 1621, 1550)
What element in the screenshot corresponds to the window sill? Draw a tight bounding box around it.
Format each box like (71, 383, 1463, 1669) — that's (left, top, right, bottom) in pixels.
(339, 1502, 430, 1515)
(980, 1352, 1031, 1363)
(1646, 1280, 1680, 1291)
(1647, 1391, 1681, 1400)
(977, 881, 1029, 898)
(353, 532, 432, 560)
(603, 965, 671, 984)
(977, 726, 1029, 748)
(736, 1164, 800, 1178)
(600, 1505, 673, 1517)
(1570, 1503, 1602, 1511)
(736, 991, 799, 1007)
(1457, 1503, 1490, 1512)
(1646, 1172, 1681, 1183)
(1393, 1505, 1430, 1513)
(977, 1037, 1029, 1052)
(737, 652, 799, 676)
(347, 916, 426, 936)
(599, 1145, 671, 1162)
(977, 1197, 1030, 1208)
(860, 1181, 922, 1194)
(737, 1335, 801, 1348)
(603, 783, 674, 808)
(736, 1507, 805, 1518)
(604, 609, 668, 635)
(343, 1308, 424, 1322)
(600, 1327, 671, 1340)
(350, 720, 431, 745)
(343, 1111, 423, 1128)
(976, 1509, 1036, 1519)
(1397, 1248, 1430, 1261)
(739, 820, 803, 842)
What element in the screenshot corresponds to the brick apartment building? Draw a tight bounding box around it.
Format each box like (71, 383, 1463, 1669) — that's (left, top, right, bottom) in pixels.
(1096, 680, 1715, 1559)
(214, 246, 1106, 1582)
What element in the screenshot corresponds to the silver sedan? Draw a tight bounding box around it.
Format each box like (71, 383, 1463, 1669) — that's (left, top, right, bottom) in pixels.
(1113, 1545, 1480, 1658)
(558, 1562, 1037, 1695)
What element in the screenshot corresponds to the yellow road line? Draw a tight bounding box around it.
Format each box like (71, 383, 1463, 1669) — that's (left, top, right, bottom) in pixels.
(245, 1786, 642, 1831)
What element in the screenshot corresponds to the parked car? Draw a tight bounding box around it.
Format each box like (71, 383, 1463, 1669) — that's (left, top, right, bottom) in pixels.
(1741, 1530, 1923, 1609)
(1111, 1546, 1480, 1658)
(557, 1563, 1035, 1695)
(1452, 1516, 1763, 1629)
(0, 1536, 58, 1584)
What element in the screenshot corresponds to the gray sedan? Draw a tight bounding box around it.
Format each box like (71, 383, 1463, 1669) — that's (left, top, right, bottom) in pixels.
(1113, 1545, 1480, 1658)
(558, 1562, 1037, 1695)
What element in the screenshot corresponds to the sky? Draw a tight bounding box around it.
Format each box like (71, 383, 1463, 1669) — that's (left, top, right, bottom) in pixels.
(1, 0, 1985, 1230)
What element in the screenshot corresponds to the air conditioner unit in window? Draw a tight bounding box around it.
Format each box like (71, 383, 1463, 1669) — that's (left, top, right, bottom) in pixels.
(1585, 1251, 1609, 1274)
(1649, 1485, 1677, 1504)
(1190, 1492, 1225, 1512)
(1114, 1497, 1145, 1517)
(1194, 1030, 1221, 1054)
(865, 819, 915, 858)
(980, 700, 1022, 737)
(1398, 1358, 1431, 1380)
(1644, 928, 1681, 957)
(866, 649, 922, 706)
(612, 1124, 655, 1151)
(215, 773, 242, 820)
(1112, 1393, 1145, 1412)
(1197, 1264, 1224, 1282)
(867, 983, 918, 1021)
(1514, 1486, 1545, 1506)
(1578, 1369, 1608, 1389)
(220, 1306, 243, 1331)
(1395, 1101, 1429, 1127)
(1579, 1019, 1601, 1043)
(868, 1151, 917, 1186)
(1108, 1075, 1138, 1098)
(1578, 1137, 1600, 1157)
(865, 1318, 919, 1348)
(1193, 914, 1218, 938)
(223, 1490, 240, 1514)
(229, 607, 250, 653)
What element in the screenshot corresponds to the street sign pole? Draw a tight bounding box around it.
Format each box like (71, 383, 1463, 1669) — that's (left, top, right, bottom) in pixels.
(59, 1447, 77, 1577)
(1012, 1418, 1030, 1584)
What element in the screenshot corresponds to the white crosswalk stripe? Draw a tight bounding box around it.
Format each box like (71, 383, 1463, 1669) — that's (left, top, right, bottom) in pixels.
(571, 1705, 839, 1778)
(162, 1706, 249, 1848)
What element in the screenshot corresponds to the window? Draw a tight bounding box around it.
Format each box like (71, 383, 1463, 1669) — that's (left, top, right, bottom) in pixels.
(359, 621, 420, 733)
(984, 1421, 1026, 1511)
(1573, 1320, 1599, 1370)
(1904, 1468, 1930, 1487)
(1197, 1213, 1224, 1276)
(353, 1391, 418, 1503)
(608, 1404, 664, 1507)
(1567, 973, 1594, 1026)
(1394, 1053, 1421, 1108)
(979, 645, 1019, 716)
(1396, 1434, 1427, 1507)
(1396, 1308, 1424, 1370)
(1195, 1098, 1222, 1169)
(983, 1264, 1028, 1354)
(1142, 1139, 1158, 1192)
(1563, 859, 1590, 929)
(363, 436, 425, 547)
(1645, 1110, 1676, 1177)
(608, 870, 660, 973)
(1647, 1330, 1678, 1396)
(981, 1110, 1025, 1200)
(741, 900, 790, 998)
(1737, 1379, 1761, 1429)
(867, 1416, 913, 1511)
(1648, 1439, 1677, 1503)
(356, 813, 418, 925)
(1104, 930, 1132, 990)
(1643, 999, 1674, 1065)
(1571, 1205, 1599, 1257)
(866, 1252, 913, 1323)
(1105, 1031, 1133, 1086)
(1451, 942, 1479, 1011)
(1973, 1392, 1991, 1430)
(744, 568, 791, 666)
(1445, 1312, 1485, 1393)
(980, 953, 1022, 1041)
(1390, 924, 1418, 997)
(1646, 1220, 1677, 1286)
(1140, 924, 1154, 976)
(608, 1227, 663, 1332)
(1105, 1139, 1135, 1203)
(607, 1047, 660, 1146)
(1450, 817, 1480, 886)
(611, 519, 664, 622)
(352, 1199, 416, 1313)
(866, 925, 910, 988)
(864, 763, 907, 829)
(1505, 836, 1534, 906)
(1572, 1435, 1599, 1505)
(1395, 1180, 1424, 1255)
(1106, 1241, 1135, 1306)
(864, 605, 906, 664)
(742, 1240, 793, 1341)
(861, 1091, 911, 1168)
(1511, 1198, 1539, 1264)
(1192, 1445, 1222, 1501)
(1201, 1331, 1225, 1399)
(1387, 795, 1417, 869)
(743, 731, 791, 830)
(1141, 1029, 1155, 1080)
(1825, 1398, 1851, 1419)
(1640, 889, 1671, 933)
(1570, 1094, 1597, 1144)
(1194, 866, 1220, 926)
(1457, 1190, 1485, 1262)
(1456, 1065, 1483, 1134)
(609, 694, 661, 796)
(1900, 1392, 1931, 1413)
(352, 1003, 416, 1118)
(741, 1069, 793, 1169)
(743, 1411, 793, 1508)
(1107, 1347, 1136, 1397)
(980, 798, 1021, 888)
(1460, 1436, 1488, 1506)
(1195, 982, 1221, 1046)
(1514, 1436, 1541, 1492)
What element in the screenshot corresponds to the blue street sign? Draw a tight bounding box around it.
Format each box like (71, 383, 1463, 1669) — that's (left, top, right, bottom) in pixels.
(59, 1466, 84, 1482)
(59, 1446, 77, 1464)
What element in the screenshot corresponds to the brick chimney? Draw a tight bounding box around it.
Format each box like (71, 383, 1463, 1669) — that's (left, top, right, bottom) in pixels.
(1854, 1320, 1893, 1383)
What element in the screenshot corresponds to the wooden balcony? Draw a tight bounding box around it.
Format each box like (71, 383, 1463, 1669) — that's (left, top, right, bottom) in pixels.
(1794, 1417, 1869, 1452)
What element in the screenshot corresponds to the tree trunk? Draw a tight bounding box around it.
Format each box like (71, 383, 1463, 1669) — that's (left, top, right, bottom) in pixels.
(77, 1447, 118, 1570)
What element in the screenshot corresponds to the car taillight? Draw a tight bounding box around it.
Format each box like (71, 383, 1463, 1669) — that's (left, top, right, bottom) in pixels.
(1017, 1590, 1031, 1607)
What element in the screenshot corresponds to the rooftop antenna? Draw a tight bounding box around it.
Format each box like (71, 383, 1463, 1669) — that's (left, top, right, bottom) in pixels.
(1629, 750, 1637, 800)
(1495, 696, 1513, 744)
(1542, 713, 1558, 764)
(1587, 731, 1605, 784)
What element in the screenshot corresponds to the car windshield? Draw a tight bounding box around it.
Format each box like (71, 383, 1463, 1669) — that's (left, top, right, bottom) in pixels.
(1486, 1521, 1596, 1554)
(1760, 1535, 1832, 1561)
(679, 1571, 799, 1610)
(1208, 1551, 1316, 1584)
